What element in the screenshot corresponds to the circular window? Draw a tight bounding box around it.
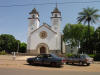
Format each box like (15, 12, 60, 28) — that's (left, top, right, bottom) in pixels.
(40, 31, 47, 39)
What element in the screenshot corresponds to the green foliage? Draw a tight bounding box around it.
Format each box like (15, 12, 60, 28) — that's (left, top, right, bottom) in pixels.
(19, 42, 27, 53)
(63, 7, 100, 55)
(94, 27, 100, 54)
(0, 34, 27, 54)
(77, 7, 100, 54)
(88, 54, 96, 58)
(94, 53, 100, 61)
(63, 23, 94, 48)
(66, 53, 73, 57)
(77, 7, 100, 53)
(63, 23, 84, 46)
(80, 26, 100, 54)
(0, 50, 7, 55)
(77, 7, 100, 25)
(0, 34, 17, 53)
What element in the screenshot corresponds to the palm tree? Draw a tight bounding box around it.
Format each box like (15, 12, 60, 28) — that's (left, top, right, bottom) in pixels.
(77, 7, 100, 41)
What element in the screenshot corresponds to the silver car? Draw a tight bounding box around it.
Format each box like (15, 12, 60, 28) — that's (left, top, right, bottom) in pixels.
(66, 54, 93, 66)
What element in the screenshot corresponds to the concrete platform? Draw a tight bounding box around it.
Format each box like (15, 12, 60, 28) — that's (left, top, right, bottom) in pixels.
(0, 55, 36, 61)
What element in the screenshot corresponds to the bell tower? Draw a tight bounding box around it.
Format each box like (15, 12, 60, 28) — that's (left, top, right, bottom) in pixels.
(27, 8, 40, 52)
(51, 4, 61, 33)
(51, 4, 62, 51)
(28, 8, 39, 31)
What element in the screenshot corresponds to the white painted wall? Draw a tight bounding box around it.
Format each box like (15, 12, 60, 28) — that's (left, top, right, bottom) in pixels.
(28, 25, 61, 51)
(29, 14, 39, 31)
(27, 13, 40, 50)
(51, 12, 61, 51)
(51, 18, 61, 33)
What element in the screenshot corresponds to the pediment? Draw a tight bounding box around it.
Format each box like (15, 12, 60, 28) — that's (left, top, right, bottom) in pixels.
(31, 23, 57, 34)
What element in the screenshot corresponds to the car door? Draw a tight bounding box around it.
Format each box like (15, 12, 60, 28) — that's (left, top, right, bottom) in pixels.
(74, 56, 80, 63)
(43, 54, 52, 65)
(34, 55, 43, 64)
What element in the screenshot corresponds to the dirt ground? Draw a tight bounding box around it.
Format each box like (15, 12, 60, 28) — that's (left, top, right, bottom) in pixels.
(0, 55, 100, 72)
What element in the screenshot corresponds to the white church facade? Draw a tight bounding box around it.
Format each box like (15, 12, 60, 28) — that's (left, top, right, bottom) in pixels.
(27, 6, 66, 55)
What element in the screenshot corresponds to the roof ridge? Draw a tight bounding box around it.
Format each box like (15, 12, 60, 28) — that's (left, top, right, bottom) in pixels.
(31, 24, 57, 34)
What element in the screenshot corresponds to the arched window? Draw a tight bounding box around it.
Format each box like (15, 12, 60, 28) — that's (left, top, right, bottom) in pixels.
(33, 15, 35, 18)
(55, 14, 57, 17)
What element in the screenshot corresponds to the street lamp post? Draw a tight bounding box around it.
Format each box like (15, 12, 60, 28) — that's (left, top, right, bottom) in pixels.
(17, 42, 19, 54)
(12, 52, 16, 60)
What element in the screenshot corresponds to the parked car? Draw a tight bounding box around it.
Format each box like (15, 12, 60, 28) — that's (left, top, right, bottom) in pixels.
(27, 54, 66, 67)
(66, 54, 93, 66)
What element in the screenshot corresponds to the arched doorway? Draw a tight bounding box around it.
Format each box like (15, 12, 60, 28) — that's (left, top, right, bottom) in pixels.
(40, 46, 46, 54)
(36, 43, 49, 54)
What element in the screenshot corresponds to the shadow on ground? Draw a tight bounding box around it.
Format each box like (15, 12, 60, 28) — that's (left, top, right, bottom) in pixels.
(24, 64, 63, 68)
(66, 63, 90, 67)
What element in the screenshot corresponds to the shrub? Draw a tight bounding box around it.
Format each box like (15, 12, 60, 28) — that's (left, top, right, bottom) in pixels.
(94, 53, 100, 61)
(88, 54, 96, 58)
(66, 53, 73, 57)
(0, 50, 7, 55)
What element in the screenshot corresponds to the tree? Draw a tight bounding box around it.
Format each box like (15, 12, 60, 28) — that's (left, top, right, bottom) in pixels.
(0, 34, 17, 53)
(95, 27, 100, 40)
(63, 23, 94, 53)
(77, 7, 100, 41)
(19, 42, 27, 53)
(0, 34, 27, 53)
(63, 24, 84, 49)
(94, 27, 100, 54)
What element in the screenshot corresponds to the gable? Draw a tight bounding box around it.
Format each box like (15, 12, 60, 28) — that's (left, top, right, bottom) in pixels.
(31, 24, 57, 35)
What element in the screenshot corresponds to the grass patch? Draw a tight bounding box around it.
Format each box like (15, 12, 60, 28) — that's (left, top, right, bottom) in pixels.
(0, 50, 7, 55)
(88, 54, 96, 58)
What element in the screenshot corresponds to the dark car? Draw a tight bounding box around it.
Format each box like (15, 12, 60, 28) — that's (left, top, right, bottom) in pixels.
(27, 54, 66, 67)
(66, 54, 93, 66)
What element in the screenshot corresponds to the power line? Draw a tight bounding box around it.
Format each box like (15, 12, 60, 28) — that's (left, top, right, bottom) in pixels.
(0, 0, 100, 7)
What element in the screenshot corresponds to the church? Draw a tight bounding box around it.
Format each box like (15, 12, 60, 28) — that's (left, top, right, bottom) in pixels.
(27, 6, 66, 55)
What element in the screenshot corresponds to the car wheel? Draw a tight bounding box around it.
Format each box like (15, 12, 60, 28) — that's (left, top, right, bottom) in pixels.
(87, 63, 90, 66)
(72, 62, 74, 65)
(51, 62, 57, 67)
(79, 62, 83, 65)
(29, 61, 34, 65)
(29, 62, 32, 65)
(66, 62, 69, 64)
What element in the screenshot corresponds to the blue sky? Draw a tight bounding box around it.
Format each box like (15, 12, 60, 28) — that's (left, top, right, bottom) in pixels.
(0, 0, 100, 42)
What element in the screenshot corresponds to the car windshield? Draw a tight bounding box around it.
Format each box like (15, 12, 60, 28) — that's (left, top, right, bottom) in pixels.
(50, 54, 59, 58)
(80, 54, 91, 58)
(37, 55, 43, 58)
(84, 54, 91, 58)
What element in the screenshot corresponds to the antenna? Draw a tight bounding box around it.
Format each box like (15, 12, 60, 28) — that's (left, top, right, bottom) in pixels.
(56, 1, 58, 8)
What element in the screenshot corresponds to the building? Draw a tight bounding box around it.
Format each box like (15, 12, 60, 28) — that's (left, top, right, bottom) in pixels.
(66, 44, 78, 54)
(27, 6, 66, 55)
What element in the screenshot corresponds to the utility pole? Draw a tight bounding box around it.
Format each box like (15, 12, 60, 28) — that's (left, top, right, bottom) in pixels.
(17, 42, 19, 53)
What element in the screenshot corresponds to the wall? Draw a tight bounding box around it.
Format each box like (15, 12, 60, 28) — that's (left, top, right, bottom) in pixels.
(27, 25, 61, 53)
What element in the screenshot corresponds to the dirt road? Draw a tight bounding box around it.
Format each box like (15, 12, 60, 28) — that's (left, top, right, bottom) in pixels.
(0, 55, 100, 72)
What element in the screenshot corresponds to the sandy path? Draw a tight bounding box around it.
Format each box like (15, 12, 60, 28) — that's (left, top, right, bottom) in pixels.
(0, 60, 100, 72)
